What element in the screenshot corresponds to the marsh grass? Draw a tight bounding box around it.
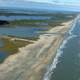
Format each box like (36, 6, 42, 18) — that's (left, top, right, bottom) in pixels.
(0, 38, 32, 54)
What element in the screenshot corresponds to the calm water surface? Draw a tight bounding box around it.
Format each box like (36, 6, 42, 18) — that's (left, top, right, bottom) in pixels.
(0, 26, 48, 38)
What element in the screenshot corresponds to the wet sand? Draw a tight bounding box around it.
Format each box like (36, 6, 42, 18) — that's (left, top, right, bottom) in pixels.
(0, 20, 73, 80)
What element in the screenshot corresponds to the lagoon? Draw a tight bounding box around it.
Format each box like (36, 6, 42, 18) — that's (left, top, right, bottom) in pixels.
(0, 26, 48, 38)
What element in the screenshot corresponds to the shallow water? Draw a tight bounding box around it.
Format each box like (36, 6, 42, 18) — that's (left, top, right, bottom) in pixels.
(0, 39, 4, 47)
(0, 26, 48, 38)
(0, 51, 8, 63)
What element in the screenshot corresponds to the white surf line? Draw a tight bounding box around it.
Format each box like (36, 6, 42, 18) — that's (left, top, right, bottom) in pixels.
(43, 35, 77, 80)
(43, 16, 79, 80)
(69, 15, 80, 35)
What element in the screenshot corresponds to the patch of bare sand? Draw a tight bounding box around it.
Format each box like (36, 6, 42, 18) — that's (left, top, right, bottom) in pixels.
(0, 20, 73, 80)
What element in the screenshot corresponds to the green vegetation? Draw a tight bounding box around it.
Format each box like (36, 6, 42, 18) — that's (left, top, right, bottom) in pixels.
(0, 38, 33, 54)
(12, 39, 33, 48)
(0, 38, 33, 63)
(9, 20, 48, 26)
(0, 13, 76, 27)
(1, 39, 18, 54)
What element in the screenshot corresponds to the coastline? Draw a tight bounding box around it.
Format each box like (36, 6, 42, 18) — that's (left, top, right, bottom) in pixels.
(0, 20, 73, 80)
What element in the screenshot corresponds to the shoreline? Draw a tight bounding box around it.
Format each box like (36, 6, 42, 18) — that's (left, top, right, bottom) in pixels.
(0, 20, 73, 80)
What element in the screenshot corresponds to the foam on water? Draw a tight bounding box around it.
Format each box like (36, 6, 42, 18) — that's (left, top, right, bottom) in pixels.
(43, 16, 79, 80)
(69, 15, 80, 35)
(43, 34, 77, 80)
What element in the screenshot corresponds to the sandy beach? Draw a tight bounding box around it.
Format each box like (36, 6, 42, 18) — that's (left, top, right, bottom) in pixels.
(0, 20, 73, 80)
